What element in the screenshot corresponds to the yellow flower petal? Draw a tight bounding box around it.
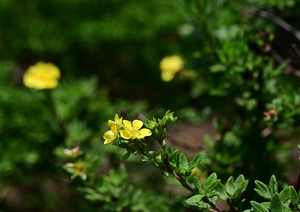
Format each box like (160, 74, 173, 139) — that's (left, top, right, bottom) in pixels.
(159, 55, 183, 73)
(161, 72, 175, 82)
(104, 138, 114, 144)
(133, 120, 143, 129)
(123, 120, 132, 127)
(103, 130, 115, 139)
(140, 129, 152, 137)
(121, 130, 131, 139)
(114, 114, 123, 128)
(108, 120, 115, 128)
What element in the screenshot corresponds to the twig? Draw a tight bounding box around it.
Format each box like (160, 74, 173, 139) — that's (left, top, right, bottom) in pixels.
(226, 198, 239, 212)
(295, 172, 300, 193)
(256, 10, 300, 41)
(271, 50, 300, 77)
(45, 90, 67, 137)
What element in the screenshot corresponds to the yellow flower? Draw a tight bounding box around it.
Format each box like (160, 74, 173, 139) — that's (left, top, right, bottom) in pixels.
(63, 146, 81, 158)
(23, 62, 61, 90)
(120, 120, 152, 140)
(66, 162, 85, 176)
(159, 55, 183, 82)
(103, 114, 123, 144)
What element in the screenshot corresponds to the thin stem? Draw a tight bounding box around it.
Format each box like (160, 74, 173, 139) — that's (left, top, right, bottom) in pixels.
(45, 90, 67, 137)
(256, 10, 300, 41)
(295, 172, 300, 193)
(142, 124, 224, 211)
(171, 169, 197, 194)
(202, 196, 226, 212)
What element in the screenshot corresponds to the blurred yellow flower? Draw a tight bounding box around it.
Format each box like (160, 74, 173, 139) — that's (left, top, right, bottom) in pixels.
(120, 120, 152, 140)
(63, 146, 81, 158)
(66, 162, 85, 176)
(159, 55, 183, 82)
(103, 114, 123, 144)
(23, 62, 61, 90)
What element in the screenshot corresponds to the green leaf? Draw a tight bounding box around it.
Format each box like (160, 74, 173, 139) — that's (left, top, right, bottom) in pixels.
(114, 139, 130, 148)
(188, 153, 202, 171)
(169, 149, 179, 161)
(282, 204, 293, 212)
(162, 139, 166, 151)
(121, 152, 131, 160)
(209, 63, 226, 73)
(260, 202, 270, 208)
(206, 192, 218, 198)
(231, 180, 249, 199)
(168, 144, 173, 154)
(142, 156, 159, 168)
(268, 175, 278, 195)
(178, 168, 189, 176)
(203, 173, 220, 193)
(289, 186, 299, 206)
(254, 180, 272, 200)
(162, 129, 167, 140)
(204, 180, 220, 193)
(141, 143, 147, 154)
(234, 175, 245, 190)
(279, 187, 289, 203)
(193, 176, 202, 191)
(270, 193, 282, 212)
(161, 171, 169, 177)
(178, 153, 189, 170)
(148, 151, 156, 159)
(216, 183, 228, 200)
(226, 176, 235, 196)
(160, 149, 166, 159)
(185, 194, 205, 203)
(251, 201, 269, 212)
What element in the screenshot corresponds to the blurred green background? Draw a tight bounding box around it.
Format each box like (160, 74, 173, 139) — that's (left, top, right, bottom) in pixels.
(1, 0, 300, 211)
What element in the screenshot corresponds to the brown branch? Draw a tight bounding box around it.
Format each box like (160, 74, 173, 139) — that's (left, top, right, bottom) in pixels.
(226, 198, 238, 212)
(271, 50, 300, 77)
(256, 10, 300, 41)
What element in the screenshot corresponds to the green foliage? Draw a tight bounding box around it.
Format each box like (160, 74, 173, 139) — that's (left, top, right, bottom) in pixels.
(249, 175, 300, 212)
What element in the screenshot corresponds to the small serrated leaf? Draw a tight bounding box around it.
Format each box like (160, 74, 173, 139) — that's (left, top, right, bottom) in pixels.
(251, 201, 269, 212)
(203, 173, 219, 193)
(193, 176, 202, 191)
(270, 193, 282, 212)
(232, 180, 248, 199)
(279, 187, 289, 203)
(178, 153, 189, 170)
(226, 176, 235, 196)
(254, 180, 271, 200)
(269, 175, 278, 195)
(168, 144, 173, 154)
(205, 180, 221, 193)
(216, 183, 228, 200)
(289, 186, 299, 206)
(234, 175, 245, 190)
(188, 153, 202, 171)
(185, 194, 205, 204)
